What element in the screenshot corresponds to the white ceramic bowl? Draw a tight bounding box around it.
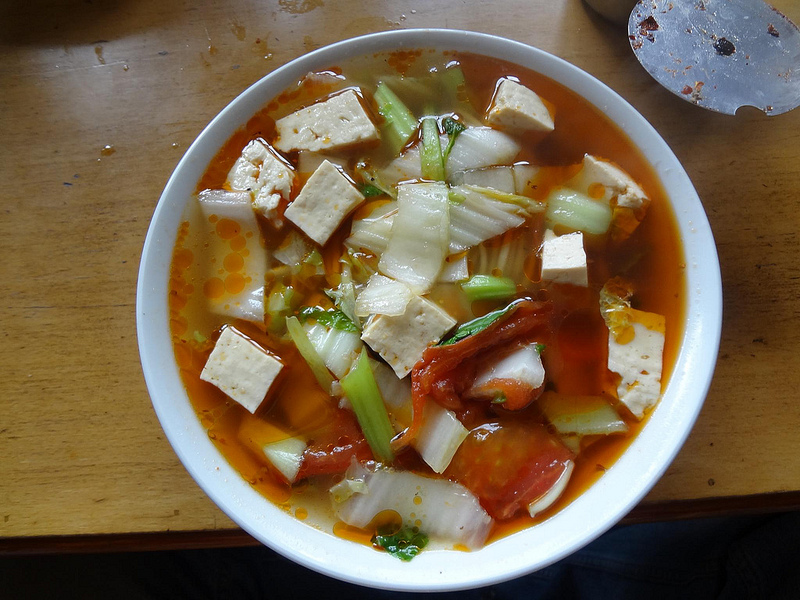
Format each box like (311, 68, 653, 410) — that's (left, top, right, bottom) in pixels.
(137, 29, 722, 592)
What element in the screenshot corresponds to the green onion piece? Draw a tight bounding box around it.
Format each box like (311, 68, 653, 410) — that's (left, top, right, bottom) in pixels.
(285, 316, 334, 392)
(442, 116, 466, 162)
(298, 307, 359, 333)
(372, 526, 429, 561)
(374, 82, 418, 154)
(439, 299, 521, 346)
(545, 188, 613, 235)
(420, 117, 445, 181)
(339, 350, 395, 463)
(460, 274, 517, 302)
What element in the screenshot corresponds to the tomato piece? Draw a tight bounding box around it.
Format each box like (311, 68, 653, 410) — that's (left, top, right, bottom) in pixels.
(295, 408, 373, 480)
(393, 300, 552, 450)
(470, 378, 544, 411)
(446, 420, 573, 520)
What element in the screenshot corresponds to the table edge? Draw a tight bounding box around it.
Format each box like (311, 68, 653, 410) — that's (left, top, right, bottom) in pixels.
(3, 491, 799, 556)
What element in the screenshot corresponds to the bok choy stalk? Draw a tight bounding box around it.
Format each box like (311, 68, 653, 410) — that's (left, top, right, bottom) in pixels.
(339, 350, 395, 463)
(378, 182, 450, 294)
(420, 117, 445, 181)
(285, 315, 334, 392)
(545, 188, 613, 235)
(374, 82, 418, 155)
(303, 319, 362, 379)
(460, 274, 517, 302)
(538, 392, 628, 437)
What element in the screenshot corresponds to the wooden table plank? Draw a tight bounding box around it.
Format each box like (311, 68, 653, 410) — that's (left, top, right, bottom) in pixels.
(2, 0, 799, 541)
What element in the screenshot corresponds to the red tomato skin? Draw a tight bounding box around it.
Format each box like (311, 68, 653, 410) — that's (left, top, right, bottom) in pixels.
(446, 420, 574, 520)
(295, 408, 373, 480)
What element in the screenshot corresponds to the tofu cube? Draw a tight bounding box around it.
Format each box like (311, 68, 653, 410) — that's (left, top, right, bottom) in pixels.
(274, 89, 380, 153)
(540, 229, 588, 286)
(227, 139, 295, 225)
(607, 309, 665, 419)
(486, 78, 554, 133)
(284, 160, 365, 246)
(361, 295, 456, 378)
(200, 326, 284, 413)
(577, 154, 648, 210)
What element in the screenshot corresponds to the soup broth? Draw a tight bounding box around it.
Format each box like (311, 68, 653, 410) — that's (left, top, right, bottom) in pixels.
(168, 50, 685, 554)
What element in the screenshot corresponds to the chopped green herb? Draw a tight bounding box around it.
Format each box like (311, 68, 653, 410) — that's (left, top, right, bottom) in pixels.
(439, 299, 522, 346)
(442, 116, 466, 162)
(372, 526, 429, 561)
(192, 331, 208, 344)
(491, 392, 507, 405)
(359, 183, 386, 198)
(298, 307, 359, 332)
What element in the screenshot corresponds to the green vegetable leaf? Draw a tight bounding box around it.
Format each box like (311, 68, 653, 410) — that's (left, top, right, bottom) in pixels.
(439, 299, 522, 346)
(443, 116, 466, 137)
(298, 307, 359, 333)
(359, 183, 386, 198)
(491, 392, 507, 405)
(442, 116, 466, 162)
(373, 526, 429, 561)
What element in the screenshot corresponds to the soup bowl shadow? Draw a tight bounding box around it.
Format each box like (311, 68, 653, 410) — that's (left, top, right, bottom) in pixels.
(137, 28, 722, 592)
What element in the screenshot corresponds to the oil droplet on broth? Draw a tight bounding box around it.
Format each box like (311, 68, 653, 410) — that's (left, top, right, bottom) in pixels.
(204, 277, 225, 299)
(215, 218, 241, 240)
(224, 272, 246, 294)
(295, 507, 308, 520)
(223, 252, 244, 273)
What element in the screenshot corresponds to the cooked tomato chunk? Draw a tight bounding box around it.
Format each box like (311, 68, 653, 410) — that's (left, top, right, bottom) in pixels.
(446, 420, 573, 520)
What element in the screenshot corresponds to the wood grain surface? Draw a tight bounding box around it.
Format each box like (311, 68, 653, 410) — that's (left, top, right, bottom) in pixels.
(1, 0, 799, 544)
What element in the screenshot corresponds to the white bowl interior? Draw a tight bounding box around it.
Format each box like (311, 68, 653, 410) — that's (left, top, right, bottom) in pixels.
(137, 29, 722, 592)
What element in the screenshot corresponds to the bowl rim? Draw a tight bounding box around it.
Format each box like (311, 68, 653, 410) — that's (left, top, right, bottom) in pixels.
(137, 28, 722, 592)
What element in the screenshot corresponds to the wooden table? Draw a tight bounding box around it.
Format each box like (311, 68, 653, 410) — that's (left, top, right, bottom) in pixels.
(2, 0, 799, 553)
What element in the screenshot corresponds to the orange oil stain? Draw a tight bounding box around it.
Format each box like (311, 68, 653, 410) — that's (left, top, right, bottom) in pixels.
(215, 218, 241, 240)
(223, 252, 245, 273)
(224, 272, 246, 294)
(203, 277, 225, 299)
